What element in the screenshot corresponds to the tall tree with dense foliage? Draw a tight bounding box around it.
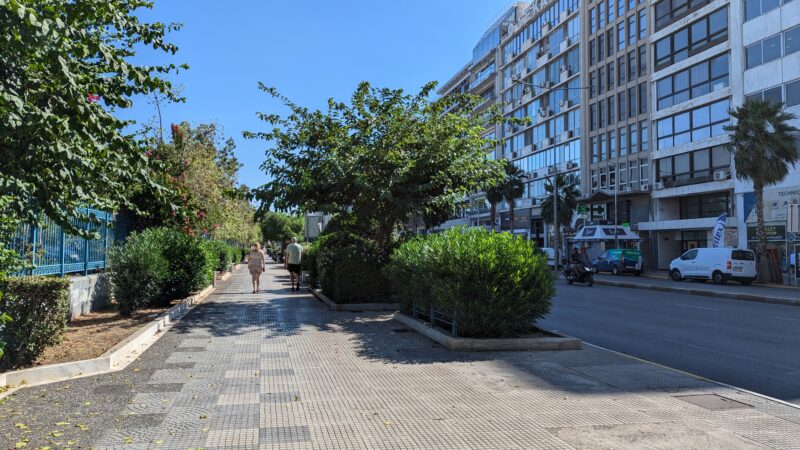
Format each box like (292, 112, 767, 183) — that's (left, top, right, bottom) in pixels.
(725, 100, 800, 282)
(0, 0, 187, 236)
(540, 173, 580, 252)
(484, 185, 504, 232)
(246, 81, 509, 253)
(259, 212, 303, 243)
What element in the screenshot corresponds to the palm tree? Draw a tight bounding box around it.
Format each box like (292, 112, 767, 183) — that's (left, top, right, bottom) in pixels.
(540, 172, 580, 253)
(725, 100, 800, 283)
(485, 185, 504, 232)
(502, 162, 526, 233)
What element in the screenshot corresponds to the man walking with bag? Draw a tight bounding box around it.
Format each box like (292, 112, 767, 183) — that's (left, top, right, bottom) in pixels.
(285, 237, 303, 291)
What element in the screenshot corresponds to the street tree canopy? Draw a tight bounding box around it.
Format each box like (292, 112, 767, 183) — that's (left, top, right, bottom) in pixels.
(0, 0, 187, 235)
(246, 81, 508, 250)
(259, 211, 303, 243)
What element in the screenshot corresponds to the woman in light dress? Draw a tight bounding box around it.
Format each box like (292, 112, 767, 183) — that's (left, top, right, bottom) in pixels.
(245, 243, 266, 293)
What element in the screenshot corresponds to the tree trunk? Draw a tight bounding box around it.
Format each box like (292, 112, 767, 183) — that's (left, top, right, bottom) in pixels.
(375, 222, 394, 257)
(489, 202, 497, 232)
(754, 182, 771, 283)
(508, 202, 515, 235)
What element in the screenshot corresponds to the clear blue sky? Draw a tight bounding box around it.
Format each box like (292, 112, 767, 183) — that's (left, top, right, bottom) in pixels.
(119, 0, 511, 190)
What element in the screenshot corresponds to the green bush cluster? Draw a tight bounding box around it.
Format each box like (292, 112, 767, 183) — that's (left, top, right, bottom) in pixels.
(386, 227, 554, 338)
(315, 232, 392, 304)
(0, 276, 70, 369)
(301, 242, 318, 286)
(203, 240, 242, 272)
(109, 227, 219, 315)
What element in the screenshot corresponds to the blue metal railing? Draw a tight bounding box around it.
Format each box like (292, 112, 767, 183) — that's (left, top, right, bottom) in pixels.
(412, 300, 458, 337)
(8, 208, 115, 277)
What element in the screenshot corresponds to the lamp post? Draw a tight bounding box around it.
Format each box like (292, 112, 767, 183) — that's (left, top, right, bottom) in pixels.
(614, 181, 619, 249)
(552, 164, 559, 271)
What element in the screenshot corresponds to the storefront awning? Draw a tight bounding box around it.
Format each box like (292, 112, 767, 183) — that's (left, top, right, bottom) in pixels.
(571, 225, 641, 242)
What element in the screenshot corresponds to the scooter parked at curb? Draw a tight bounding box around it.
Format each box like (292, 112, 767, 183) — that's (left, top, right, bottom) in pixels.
(563, 263, 594, 286)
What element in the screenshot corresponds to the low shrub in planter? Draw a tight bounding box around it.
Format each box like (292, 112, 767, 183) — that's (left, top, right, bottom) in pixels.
(109, 230, 169, 315)
(316, 232, 392, 304)
(203, 240, 233, 272)
(302, 242, 319, 287)
(386, 227, 554, 338)
(0, 276, 70, 369)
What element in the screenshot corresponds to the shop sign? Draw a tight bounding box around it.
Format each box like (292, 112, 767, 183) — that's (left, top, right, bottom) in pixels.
(747, 225, 786, 242)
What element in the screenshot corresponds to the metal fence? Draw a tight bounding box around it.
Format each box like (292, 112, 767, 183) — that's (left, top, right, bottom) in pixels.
(9, 208, 115, 277)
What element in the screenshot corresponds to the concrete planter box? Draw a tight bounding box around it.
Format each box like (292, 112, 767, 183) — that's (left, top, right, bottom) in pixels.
(394, 312, 581, 352)
(310, 289, 399, 312)
(0, 283, 216, 395)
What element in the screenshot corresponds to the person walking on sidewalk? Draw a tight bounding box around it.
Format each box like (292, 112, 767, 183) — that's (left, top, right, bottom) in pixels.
(285, 237, 303, 291)
(245, 243, 266, 293)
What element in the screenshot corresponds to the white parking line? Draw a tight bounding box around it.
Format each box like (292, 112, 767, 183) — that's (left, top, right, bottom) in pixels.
(676, 304, 719, 311)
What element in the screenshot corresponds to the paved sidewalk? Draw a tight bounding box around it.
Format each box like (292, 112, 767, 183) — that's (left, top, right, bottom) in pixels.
(594, 273, 800, 306)
(3, 264, 800, 449)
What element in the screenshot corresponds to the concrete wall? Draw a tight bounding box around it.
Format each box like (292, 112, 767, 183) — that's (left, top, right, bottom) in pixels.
(67, 273, 111, 320)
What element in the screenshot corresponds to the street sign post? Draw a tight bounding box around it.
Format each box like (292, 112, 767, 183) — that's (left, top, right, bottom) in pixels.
(789, 204, 800, 233)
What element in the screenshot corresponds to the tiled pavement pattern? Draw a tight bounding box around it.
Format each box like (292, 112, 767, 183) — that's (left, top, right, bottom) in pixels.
(3, 265, 800, 449)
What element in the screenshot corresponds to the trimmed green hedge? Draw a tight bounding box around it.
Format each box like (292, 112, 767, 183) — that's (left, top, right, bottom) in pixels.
(315, 232, 392, 304)
(386, 228, 554, 338)
(0, 276, 70, 369)
(109, 228, 219, 315)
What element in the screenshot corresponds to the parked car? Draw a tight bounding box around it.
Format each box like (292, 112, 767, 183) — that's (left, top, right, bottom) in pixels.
(592, 249, 643, 276)
(669, 247, 757, 285)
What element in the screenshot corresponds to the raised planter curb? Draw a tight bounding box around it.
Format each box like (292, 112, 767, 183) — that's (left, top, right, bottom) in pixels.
(0, 282, 217, 395)
(393, 312, 582, 352)
(310, 288, 399, 312)
(593, 279, 800, 307)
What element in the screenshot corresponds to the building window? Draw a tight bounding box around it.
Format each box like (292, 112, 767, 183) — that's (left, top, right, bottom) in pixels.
(598, 34, 605, 61)
(638, 10, 647, 39)
(628, 87, 637, 118)
(592, 137, 599, 163)
(608, 63, 615, 89)
(600, 133, 607, 161)
(629, 159, 638, 189)
(679, 192, 730, 219)
(590, 72, 597, 97)
(640, 158, 649, 187)
(609, 131, 617, 159)
(785, 25, 800, 56)
(656, 99, 729, 150)
(598, 67, 605, 93)
(654, 0, 712, 31)
(618, 22, 626, 50)
(591, 7, 597, 34)
(590, 104, 597, 130)
(746, 77, 800, 107)
(656, 53, 729, 110)
(639, 83, 648, 114)
(618, 57, 626, 84)
(618, 91, 626, 118)
(746, 85, 783, 104)
(589, 39, 596, 65)
(745, 0, 795, 22)
(629, 123, 638, 153)
(599, 2, 606, 28)
(638, 45, 647, 76)
(618, 0, 626, 16)
(628, 15, 636, 46)
(787, 79, 800, 107)
(619, 127, 628, 156)
(608, 0, 616, 22)
(746, 33, 782, 69)
(599, 99, 606, 128)
(656, 144, 731, 186)
(654, 7, 728, 71)
(609, 96, 616, 124)
(640, 121, 649, 152)
(628, 51, 636, 79)
(607, 29, 615, 57)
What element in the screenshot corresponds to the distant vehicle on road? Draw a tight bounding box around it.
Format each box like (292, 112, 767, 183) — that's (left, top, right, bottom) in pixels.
(669, 247, 757, 285)
(592, 249, 643, 276)
(539, 247, 556, 267)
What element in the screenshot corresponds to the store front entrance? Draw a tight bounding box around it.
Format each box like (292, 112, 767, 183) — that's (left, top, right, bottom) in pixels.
(681, 230, 708, 253)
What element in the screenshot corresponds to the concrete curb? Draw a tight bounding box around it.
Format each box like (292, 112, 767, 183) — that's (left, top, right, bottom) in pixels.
(310, 288, 399, 312)
(0, 281, 218, 396)
(593, 279, 800, 307)
(393, 312, 582, 352)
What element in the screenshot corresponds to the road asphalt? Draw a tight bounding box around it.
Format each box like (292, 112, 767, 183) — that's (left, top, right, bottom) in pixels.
(541, 281, 800, 405)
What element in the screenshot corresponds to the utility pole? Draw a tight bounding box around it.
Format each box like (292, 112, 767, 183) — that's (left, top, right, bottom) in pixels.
(553, 164, 559, 271)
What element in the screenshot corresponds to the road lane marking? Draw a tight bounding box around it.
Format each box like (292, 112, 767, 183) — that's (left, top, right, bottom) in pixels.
(676, 303, 719, 311)
(615, 296, 640, 301)
(773, 317, 800, 322)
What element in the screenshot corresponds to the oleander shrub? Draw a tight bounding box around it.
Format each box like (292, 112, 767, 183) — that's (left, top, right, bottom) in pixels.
(302, 242, 319, 287)
(109, 229, 169, 315)
(315, 232, 392, 304)
(0, 276, 70, 369)
(204, 240, 233, 272)
(386, 227, 554, 338)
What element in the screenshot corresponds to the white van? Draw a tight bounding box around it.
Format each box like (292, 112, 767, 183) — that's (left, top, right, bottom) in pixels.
(669, 248, 757, 285)
(540, 247, 557, 267)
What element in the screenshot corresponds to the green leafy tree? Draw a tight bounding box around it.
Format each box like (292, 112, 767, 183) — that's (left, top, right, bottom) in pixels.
(725, 100, 800, 282)
(260, 211, 303, 243)
(245, 81, 508, 253)
(0, 0, 187, 235)
(540, 173, 580, 253)
(502, 161, 526, 233)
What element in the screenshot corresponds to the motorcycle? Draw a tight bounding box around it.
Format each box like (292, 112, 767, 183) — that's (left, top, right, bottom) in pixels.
(563, 263, 594, 286)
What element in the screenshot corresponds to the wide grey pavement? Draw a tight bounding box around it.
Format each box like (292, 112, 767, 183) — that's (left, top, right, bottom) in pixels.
(541, 281, 800, 404)
(3, 264, 800, 449)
